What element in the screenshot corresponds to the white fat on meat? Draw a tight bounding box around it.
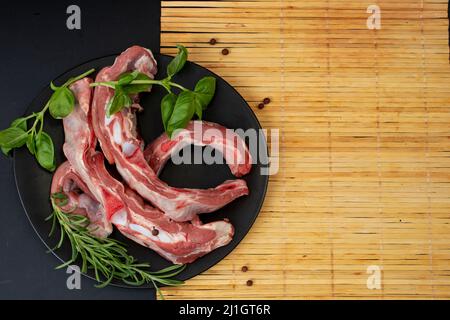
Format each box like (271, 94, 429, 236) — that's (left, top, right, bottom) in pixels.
(110, 209, 127, 226)
(53, 157, 234, 264)
(91, 46, 250, 222)
(112, 121, 123, 145)
(144, 121, 252, 178)
(122, 141, 137, 157)
(54, 68, 236, 264)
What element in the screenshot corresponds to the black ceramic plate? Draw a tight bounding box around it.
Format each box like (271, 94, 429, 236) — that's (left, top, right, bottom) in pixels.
(13, 54, 268, 288)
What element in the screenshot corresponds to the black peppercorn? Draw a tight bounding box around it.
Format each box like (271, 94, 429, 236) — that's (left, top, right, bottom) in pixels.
(152, 228, 159, 236)
(246, 280, 253, 286)
(263, 97, 271, 105)
(209, 38, 217, 45)
(241, 266, 248, 272)
(221, 48, 229, 55)
(257, 103, 265, 109)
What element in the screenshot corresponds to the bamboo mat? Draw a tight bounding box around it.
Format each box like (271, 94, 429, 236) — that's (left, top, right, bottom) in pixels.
(159, 0, 450, 299)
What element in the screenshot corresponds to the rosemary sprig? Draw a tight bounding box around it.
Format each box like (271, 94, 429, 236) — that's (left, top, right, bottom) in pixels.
(48, 192, 185, 298)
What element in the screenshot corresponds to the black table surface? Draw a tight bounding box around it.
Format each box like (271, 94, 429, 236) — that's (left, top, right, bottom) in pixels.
(0, 0, 161, 299)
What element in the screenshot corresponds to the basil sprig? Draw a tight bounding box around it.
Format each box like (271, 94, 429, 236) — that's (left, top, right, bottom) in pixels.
(105, 71, 153, 116)
(0, 69, 95, 171)
(91, 45, 216, 138)
(165, 77, 216, 137)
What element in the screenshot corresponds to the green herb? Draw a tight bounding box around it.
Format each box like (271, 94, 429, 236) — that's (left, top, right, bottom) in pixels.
(11, 117, 28, 131)
(35, 132, 56, 171)
(91, 44, 217, 138)
(161, 93, 177, 131)
(107, 86, 132, 117)
(167, 44, 188, 79)
(0, 116, 31, 155)
(166, 91, 199, 138)
(48, 86, 75, 119)
(117, 70, 140, 86)
(194, 76, 216, 111)
(0, 68, 95, 170)
(0, 127, 28, 150)
(48, 192, 185, 298)
(123, 73, 153, 94)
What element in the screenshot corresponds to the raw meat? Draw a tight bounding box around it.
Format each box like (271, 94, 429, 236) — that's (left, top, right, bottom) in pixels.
(52, 160, 234, 264)
(51, 161, 109, 238)
(91, 46, 249, 222)
(144, 120, 252, 177)
(53, 77, 234, 263)
(62, 78, 115, 237)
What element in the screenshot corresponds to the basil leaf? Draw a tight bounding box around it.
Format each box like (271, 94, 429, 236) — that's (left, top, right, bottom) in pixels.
(27, 132, 36, 155)
(161, 93, 177, 131)
(0, 127, 28, 149)
(194, 76, 216, 110)
(3, 117, 29, 154)
(50, 81, 59, 91)
(123, 73, 152, 95)
(107, 88, 132, 117)
(166, 91, 197, 138)
(35, 132, 55, 172)
(1, 146, 12, 156)
(194, 99, 203, 120)
(167, 44, 188, 78)
(118, 71, 140, 86)
(49, 87, 75, 119)
(11, 117, 28, 131)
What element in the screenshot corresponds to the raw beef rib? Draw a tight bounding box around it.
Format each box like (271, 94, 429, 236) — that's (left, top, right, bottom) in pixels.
(51, 161, 108, 238)
(144, 120, 252, 177)
(91, 46, 250, 222)
(53, 77, 234, 264)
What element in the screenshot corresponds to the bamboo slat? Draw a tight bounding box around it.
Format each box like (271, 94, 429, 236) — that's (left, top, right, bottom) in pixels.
(160, 0, 450, 299)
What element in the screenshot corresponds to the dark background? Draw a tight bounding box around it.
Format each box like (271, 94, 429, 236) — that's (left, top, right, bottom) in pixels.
(0, 0, 161, 299)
